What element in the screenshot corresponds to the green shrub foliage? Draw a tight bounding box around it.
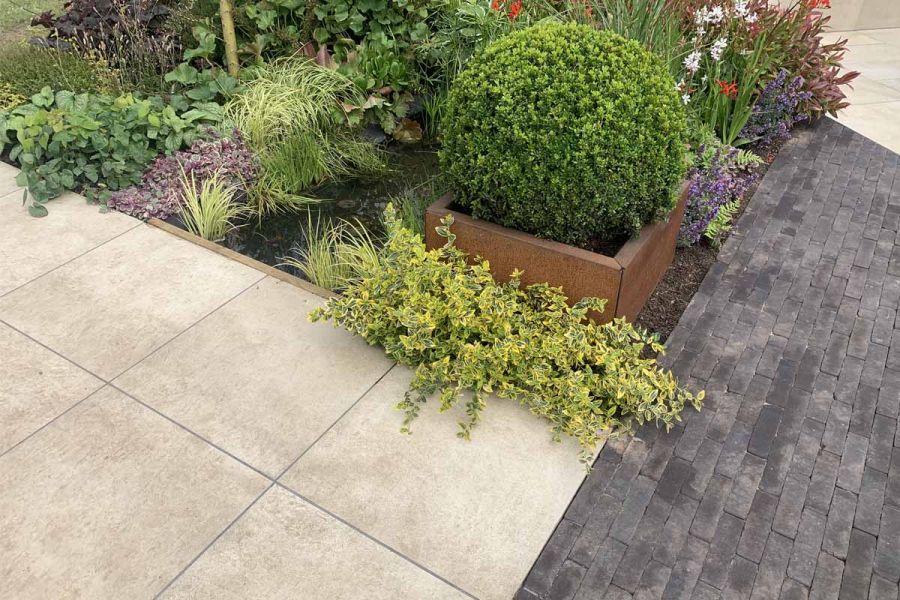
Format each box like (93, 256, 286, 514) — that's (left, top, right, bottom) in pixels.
(0, 44, 118, 97)
(440, 22, 688, 245)
(0, 88, 222, 213)
(311, 206, 703, 463)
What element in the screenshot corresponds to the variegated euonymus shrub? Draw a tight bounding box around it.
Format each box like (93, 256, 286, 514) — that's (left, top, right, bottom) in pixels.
(310, 207, 703, 464)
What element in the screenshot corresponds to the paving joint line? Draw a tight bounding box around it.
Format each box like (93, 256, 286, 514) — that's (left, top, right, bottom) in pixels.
(274, 481, 480, 600)
(108, 271, 267, 382)
(152, 481, 277, 599)
(0, 218, 142, 300)
(272, 362, 399, 481)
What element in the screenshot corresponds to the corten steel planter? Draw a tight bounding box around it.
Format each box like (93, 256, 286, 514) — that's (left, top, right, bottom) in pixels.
(424, 186, 688, 323)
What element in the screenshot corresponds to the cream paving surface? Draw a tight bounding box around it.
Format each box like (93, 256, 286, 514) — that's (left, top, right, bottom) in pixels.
(0, 181, 590, 598)
(0, 322, 103, 455)
(161, 486, 468, 600)
(114, 276, 394, 477)
(0, 387, 269, 599)
(0, 224, 265, 380)
(0, 166, 140, 297)
(281, 367, 589, 600)
(826, 27, 900, 153)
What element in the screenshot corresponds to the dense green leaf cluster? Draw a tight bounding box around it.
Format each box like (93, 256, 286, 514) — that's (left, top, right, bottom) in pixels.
(311, 206, 703, 463)
(0, 44, 119, 98)
(0, 83, 25, 113)
(440, 22, 688, 245)
(0, 89, 222, 212)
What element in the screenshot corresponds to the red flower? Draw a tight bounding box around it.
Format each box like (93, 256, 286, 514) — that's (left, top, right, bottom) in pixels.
(491, 0, 502, 10)
(715, 79, 738, 100)
(507, 0, 522, 19)
(806, 0, 831, 8)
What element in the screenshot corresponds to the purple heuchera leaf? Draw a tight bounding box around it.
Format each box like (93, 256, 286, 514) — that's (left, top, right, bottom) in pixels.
(107, 129, 259, 220)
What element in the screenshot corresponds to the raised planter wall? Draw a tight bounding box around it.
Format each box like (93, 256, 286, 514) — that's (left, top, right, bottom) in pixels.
(424, 188, 688, 323)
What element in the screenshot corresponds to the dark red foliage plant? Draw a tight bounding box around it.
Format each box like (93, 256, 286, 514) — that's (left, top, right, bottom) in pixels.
(32, 0, 171, 50)
(746, 0, 859, 117)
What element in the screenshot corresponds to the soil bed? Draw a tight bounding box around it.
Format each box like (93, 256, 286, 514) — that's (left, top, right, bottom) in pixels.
(634, 242, 717, 339)
(634, 138, 776, 342)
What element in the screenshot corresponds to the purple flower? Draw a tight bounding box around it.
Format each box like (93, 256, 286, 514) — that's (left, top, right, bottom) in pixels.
(678, 145, 759, 246)
(740, 70, 812, 152)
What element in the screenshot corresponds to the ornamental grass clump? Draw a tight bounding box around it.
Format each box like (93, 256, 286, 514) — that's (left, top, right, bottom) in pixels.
(440, 22, 687, 246)
(311, 206, 703, 464)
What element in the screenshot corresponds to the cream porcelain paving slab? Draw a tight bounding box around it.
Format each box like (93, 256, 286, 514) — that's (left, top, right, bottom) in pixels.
(842, 43, 900, 81)
(821, 30, 881, 47)
(0, 191, 139, 296)
(281, 366, 588, 600)
(162, 486, 467, 599)
(0, 162, 23, 197)
(0, 386, 269, 599)
(0, 323, 103, 454)
(843, 74, 900, 105)
(882, 78, 900, 93)
(115, 276, 394, 477)
(0, 224, 264, 379)
(835, 101, 900, 154)
(854, 28, 900, 47)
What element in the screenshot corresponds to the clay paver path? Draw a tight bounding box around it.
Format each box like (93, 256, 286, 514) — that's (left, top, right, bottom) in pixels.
(0, 160, 588, 600)
(520, 118, 900, 599)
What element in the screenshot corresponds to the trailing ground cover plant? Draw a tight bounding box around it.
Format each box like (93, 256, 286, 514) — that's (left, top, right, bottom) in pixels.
(740, 68, 811, 154)
(679, 143, 762, 245)
(0, 88, 222, 215)
(311, 206, 703, 464)
(441, 23, 687, 246)
(108, 131, 257, 220)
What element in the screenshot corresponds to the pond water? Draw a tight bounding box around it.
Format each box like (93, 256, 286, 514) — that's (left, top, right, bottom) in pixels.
(223, 144, 440, 277)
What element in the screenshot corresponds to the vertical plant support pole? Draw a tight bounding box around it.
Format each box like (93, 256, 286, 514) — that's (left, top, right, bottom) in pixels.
(220, 0, 240, 77)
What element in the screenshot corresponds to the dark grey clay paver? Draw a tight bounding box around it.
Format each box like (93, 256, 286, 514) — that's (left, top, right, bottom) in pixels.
(519, 120, 900, 599)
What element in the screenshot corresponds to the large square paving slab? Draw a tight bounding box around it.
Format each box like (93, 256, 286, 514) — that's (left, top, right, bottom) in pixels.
(162, 485, 467, 599)
(280, 367, 588, 600)
(0, 224, 264, 379)
(0, 386, 268, 599)
(0, 162, 25, 197)
(0, 322, 103, 455)
(0, 190, 139, 296)
(115, 276, 394, 476)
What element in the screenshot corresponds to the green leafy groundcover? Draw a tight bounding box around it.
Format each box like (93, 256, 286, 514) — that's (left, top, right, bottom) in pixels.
(0, 88, 222, 214)
(311, 207, 703, 463)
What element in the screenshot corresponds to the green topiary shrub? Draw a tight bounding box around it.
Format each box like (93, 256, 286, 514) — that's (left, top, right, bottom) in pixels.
(311, 205, 703, 464)
(440, 22, 688, 246)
